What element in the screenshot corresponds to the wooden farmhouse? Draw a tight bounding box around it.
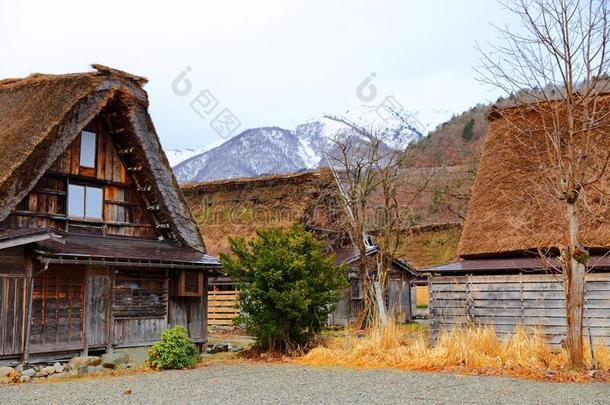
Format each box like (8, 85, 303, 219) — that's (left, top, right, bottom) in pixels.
(181, 169, 418, 326)
(0, 65, 220, 364)
(424, 99, 610, 345)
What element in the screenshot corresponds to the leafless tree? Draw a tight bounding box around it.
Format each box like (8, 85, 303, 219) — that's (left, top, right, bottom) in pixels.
(326, 123, 431, 328)
(477, 0, 610, 368)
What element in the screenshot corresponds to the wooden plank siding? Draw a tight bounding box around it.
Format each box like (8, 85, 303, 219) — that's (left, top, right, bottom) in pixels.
(208, 290, 239, 326)
(5, 116, 157, 239)
(29, 266, 84, 353)
(429, 273, 610, 346)
(0, 275, 25, 356)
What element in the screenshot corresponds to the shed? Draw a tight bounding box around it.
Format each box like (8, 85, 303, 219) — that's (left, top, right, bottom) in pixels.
(424, 98, 610, 345)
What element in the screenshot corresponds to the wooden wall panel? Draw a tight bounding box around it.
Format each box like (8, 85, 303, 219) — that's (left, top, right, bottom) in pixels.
(5, 114, 157, 239)
(113, 318, 167, 346)
(430, 273, 610, 346)
(0, 276, 25, 356)
(86, 269, 111, 348)
(30, 266, 84, 353)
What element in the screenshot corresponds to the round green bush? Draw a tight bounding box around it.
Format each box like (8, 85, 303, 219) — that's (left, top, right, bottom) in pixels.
(148, 326, 201, 369)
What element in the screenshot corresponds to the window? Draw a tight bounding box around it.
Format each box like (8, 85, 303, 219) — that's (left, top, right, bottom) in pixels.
(351, 279, 363, 300)
(68, 184, 103, 220)
(79, 131, 97, 168)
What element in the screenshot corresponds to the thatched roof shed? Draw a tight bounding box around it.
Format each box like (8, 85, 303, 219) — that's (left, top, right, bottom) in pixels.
(0, 65, 204, 251)
(458, 100, 610, 258)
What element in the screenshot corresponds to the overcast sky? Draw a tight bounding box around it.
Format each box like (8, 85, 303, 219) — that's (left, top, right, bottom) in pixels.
(0, 0, 514, 150)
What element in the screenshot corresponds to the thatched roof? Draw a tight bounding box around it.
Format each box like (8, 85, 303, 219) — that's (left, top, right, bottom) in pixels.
(0, 65, 205, 252)
(181, 169, 348, 257)
(182, 168, 461, 269)
(458, 100, 610, 258)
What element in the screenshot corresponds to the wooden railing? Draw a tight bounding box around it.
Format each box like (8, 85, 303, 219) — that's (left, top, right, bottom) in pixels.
(208, 290, 239, 326)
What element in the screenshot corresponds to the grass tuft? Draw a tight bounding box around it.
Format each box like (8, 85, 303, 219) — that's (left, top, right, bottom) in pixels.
(298, 322, 610, 382)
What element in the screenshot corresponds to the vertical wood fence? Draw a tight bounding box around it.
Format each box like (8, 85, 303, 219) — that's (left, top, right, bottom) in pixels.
(208, 290, 239, 327)
(429, 273, 610, 346)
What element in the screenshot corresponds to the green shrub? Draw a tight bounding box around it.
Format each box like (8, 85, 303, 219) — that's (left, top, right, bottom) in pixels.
(148, 326, 200, 369)
(220, 225, 348, 352)
(461, 118, 475, 142)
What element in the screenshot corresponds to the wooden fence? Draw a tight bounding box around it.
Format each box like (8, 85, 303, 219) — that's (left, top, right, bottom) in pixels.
(208, 290, 239, 327)
(429, 273, 610, 346)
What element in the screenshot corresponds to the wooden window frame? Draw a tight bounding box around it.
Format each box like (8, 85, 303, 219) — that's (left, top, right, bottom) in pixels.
(79, 131, 97, 170)
(173, 270, 204, 297)
(67, 182, 104, 221)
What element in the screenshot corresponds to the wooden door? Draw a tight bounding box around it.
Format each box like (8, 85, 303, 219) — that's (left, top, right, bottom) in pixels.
(86, 269, 111, 348)
(30, 266, 84, 353)
(0, 275, 26, 356)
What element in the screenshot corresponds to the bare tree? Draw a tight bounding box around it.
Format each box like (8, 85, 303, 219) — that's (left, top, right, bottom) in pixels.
(477, 0, 610, 368)
(326, 122, 431, 328)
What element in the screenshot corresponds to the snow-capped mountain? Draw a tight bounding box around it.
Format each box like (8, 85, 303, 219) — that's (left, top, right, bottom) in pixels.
(172, 107, 441, 183)
(164, 139, 226, 166)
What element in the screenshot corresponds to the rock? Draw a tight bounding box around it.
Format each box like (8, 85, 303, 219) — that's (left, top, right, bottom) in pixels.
(86, 365, 106, 373)
(207, 344, 229, 354)
(21, 368, 36, 378)
(40, 366, 56, 375)
(228, 344, 243, 352)
(67, 369, 79, 377)
(123, 388, 132, 395)
(69, 356, 101, 369)
(47, 372, 67, 380)
(53, 362, 64, 373)
(101, 352, 130, 369)
(14, 364, 24, 373)
(19, 375, 31, 383)
(0, 366, 15, 377)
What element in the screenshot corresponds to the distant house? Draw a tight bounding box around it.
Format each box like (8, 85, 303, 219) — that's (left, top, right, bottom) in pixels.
(181, 169, 418, 325)
(424, 101, 610, 345)
(0, 65, 220, 364)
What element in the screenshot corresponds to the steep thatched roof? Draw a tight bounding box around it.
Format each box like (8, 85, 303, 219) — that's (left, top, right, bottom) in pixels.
(181, 169, 348, 257)
(0, 65, 205, 252)
(459, 99, 610, 258)
(182, 168, 461, 270)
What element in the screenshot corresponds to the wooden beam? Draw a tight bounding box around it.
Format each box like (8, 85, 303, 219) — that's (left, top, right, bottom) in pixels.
(22, 258, 35, 363)
(0, 233, 64, 251)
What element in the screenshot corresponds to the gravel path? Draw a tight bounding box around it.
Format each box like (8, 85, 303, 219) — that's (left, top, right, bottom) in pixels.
(1, 363, 608, 404)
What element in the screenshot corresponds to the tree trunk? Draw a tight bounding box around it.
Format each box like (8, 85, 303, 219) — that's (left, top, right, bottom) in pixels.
(563, 202, 586, 369)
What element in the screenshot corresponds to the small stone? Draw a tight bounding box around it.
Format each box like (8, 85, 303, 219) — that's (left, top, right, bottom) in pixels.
(68, 369, 79, 377)
(68, 356, 101, 369)
(101, 352, 130, 369)
(21, 368, 36, 378)
(0, 366, 15, 377)
(123, 388, 132, 395)
(53, 362, 64, 373)
(47, 372, 67, 380)
(18, 375, 31, 383)
(40, 366, 56, 375)
(14, 364, 24, 373)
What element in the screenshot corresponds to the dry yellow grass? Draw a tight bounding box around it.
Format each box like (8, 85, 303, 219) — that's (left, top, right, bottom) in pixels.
(298, 322, 610, 382)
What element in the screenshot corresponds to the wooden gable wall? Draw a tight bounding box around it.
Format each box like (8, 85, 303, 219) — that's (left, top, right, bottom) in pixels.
(4, 115, 158, 239)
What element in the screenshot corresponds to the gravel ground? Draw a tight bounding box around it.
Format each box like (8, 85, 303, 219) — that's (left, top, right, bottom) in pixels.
(1, 363, 609, 404)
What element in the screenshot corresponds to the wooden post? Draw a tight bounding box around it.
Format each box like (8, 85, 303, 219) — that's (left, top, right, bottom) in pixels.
(82, 267, 88, 356)
(22, 258, 34, 364)
(107, 268, 115, 353)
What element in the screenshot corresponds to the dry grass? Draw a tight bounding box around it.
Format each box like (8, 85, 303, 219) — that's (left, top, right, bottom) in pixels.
(298, 322, 610, 382)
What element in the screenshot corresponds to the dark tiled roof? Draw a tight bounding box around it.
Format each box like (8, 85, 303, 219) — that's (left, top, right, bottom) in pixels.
(421, 255, 610, 274)
(0, 227, 63, 242)
(32, 234, 219, 266)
